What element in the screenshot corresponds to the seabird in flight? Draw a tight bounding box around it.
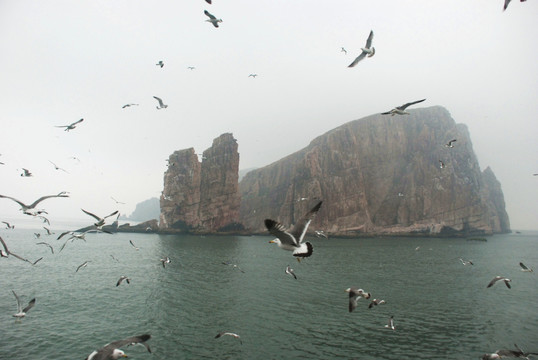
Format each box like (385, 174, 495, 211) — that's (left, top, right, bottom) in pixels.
(2, 221, 15, 229)
(285, 265, 297, 279)
(129, 240, 139, 250)
(266, 201, 323, 260)
(341, 47, 347, 55)
(153, 96, 168, 109)
(381, 99, 426, 116)
(204, 10, 222, 27)
(43, 226, 54, 235)
(116, 276, 131, 286)
(12, 290, 35, 318)
(222, 261, 245, 273)
(439, 160, 445, 169)
(36, 242, 54, 254)
(384, 315, 395, 330)
(348, 30, 375, 68)
(314, 230, 328, 239)
(519, 262, 533, 272)
(368, 298, 386, 309)
(85, 334, 151, 360)
(345, 287, 371, 312)
(122, 103, 138, 108)
(445, 139, 457, 148)
(20, 168, 33, 177)
(481, 344, 538, 359)
(81, 209, 119, 228)
(55, 118, 84, 132)
(248, 74, 258, 78)
(48, 160, 69, 173)
(487, 276, 512, 289)
(215, 332, 242, 344)
(459, 258, 474, 266)
(187, 66, 196, 70)
(156, 60, 164, 68)
(0, 192, 69, 215)
(160, 257, 171, 268)
(76, 261, 90, 272)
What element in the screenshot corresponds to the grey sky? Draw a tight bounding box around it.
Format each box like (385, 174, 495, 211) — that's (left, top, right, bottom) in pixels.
(1, 1, 537, 229)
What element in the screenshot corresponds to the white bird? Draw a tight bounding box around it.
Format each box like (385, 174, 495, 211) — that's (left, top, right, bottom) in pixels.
(248, 74, 258, 78)
(2, 221, 15, 229)
(368, 298, 386, 309)
(76, 261, 90, 272)
(58, 229, 111, 252)
(348, 30, 375, 68)
(20, 168, 33, 177)
(160, 257, 171, 268)
(12, 290, 36, 318)
(222, 261, 245, 273)
(204, 10, 222, 27)
(36, 242, 54, 254)
(381, 99, 426, 116)
(43, 226, 54, 235)
(445, 139, 457, 148)
(314, 230, 328, 239)
(266, 201, 323, 260)
(129, 240, 139, 250)
(439, 160, 445, 169)
(519, 262, 533, 272)
(285, 265, 297, 279)
(459, 258, 474, 266)
(55, 118, 84, 131)
(0, 192, 69, 215)
(85, 334, 151, 360)
(345, 287, 371, 312)
(110, 197, 125, 205)
(215, 332, 242, 344)
(122, 103, 138, 108)
(156, 60, 164, 68)
(82, 209, 119, 228)
(1, 236, 42, 264)
(341, 47, 347, 55)
(48, 160, 68, 173)
(487, 276, 512, 289)
(385, 315, 395, 330)
(153, 96, 168, 109)
(116, 276, 131, 286)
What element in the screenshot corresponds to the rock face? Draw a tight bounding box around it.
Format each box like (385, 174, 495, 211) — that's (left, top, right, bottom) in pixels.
(159, 133, 241, 232)
(239, 106, 510, 236)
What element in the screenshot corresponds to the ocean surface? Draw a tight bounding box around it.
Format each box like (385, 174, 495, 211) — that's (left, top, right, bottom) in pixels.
(1, 228, 537, 360)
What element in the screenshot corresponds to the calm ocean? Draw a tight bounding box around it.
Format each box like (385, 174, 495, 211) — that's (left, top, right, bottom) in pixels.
(1, 228, 537, 359)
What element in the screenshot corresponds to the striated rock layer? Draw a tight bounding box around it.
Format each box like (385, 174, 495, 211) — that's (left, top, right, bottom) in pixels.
(239, 106, 510, 236)
(159, 133, 241, 232)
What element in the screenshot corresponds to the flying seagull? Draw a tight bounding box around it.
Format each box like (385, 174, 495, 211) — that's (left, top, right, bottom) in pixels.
(285, 265, 297, 279)
(0, 192, 69, 215)
(153, 96, 168, 109)
(348, 30, 375, 68)
(12, 290, 35, 318)
(459, 258, 474, 266)
(187, 66, 196, 70)
(55, 118, 84, 131)
(381, 99, 426, 116)
(222, 261, 245, 273)
(116, 276, 131, 286)
(82, 209, 119, 228)
(503, 0, 527, 11)
(487, 276, 512, 289)
(439, 160, 445, 169)
(384, 315, 395, 330)
(160, 257, 171, 268)
(345, 287, 371, 312)
(43, 226, 54, 235)
(36, 242, 54, 254)
(341, 47, 347, 55)
(215, 332, 242, 344)
(1, 236, 41, 264)
(129, 240, 139, 250)
(20, 168, 33, 177)
(314, 230, 328, 239)
(265, 200, 323, 260)
(2, 221, 15, 229)
(122, 103, 138, 108)
(49, 160, 68, 173)
(445, 139, 457, 148)
(204, 10, 222, 27)
(519, 262, 533, 272)
(58, 229, 111, 252)
(248, 74, 258, 78)
(76, 261, 90, 273)
(85, 334, 151, 360)
(482, 344, 538, 359)
(368, 298, 386, 309)
(156, 60, 164, 68)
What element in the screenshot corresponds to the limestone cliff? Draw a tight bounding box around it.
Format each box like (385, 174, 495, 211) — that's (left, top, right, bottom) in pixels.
(159, 133, 241, 232)
(239, 106, 510, 236)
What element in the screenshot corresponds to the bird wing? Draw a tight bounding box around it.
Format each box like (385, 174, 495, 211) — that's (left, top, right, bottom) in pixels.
(264, 219, 298, 246)
(290, 201, 323, 243)
(153, 96, 164, 106)
(0, 195, 29, 209)
(398, 99, 426, 110)
(448, 139, 457, 145)
(519, 262, 529, 270)
(364, 30, 374, 48)
(504, 280, 511, 289)
(503, 0, 512, 11)
(0, 236, 9, 253)
(57, 231, 72, 240)
(107, 334, 152, 352)
(28, 193, 69, 209)
(12, 290, 22, 312)
(103, 210, 119, 219)
(487, 277, 501, 288)
(36, 242, 54, 254)
(82, 209, 102, 221)
(380, 110, 393, 115)
(22, 298, 36, 313)
(129, 240, 137, 248)
(70, 118, 84, 126)
(347, 52, 367, 68)
(204, 10, 216, 20)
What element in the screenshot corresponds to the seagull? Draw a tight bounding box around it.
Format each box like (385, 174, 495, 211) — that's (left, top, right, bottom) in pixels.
(156, 60, 164, 68)
(459, 258, 474, 266)
(439, 160, 445, 169)
(482, 344, 538, 359)
(1, 236, 42, 264)
(122, 103, 138, 108)
(153, 96, 168, 109)
(82, 209, 119, 228)
(0, 192, 69, 215)
(266, 201, 323, 260)
(20, 168, 33, 177)
(341, 47, 347, 55)
(487, 276, 512, 289)
(519, 262, 533, 272)
(55, 118, 84, 131)
(85, 334, 151, 360)
(385, 316, 395, 330)
(222, 261, 245, 273)
(76, 261, 90, 272)
(48, 160, 69, 173)
(116, 276, 131, 286)
(129, 240, 139, 250)
(381, 99, 426, 116)
(110, 254, 120, 262)
(2, 221, 15, 229)
(215, 332, 242, 344)
(204, 10, 222, 27)
(110, 196, 125, 205)
(160, 257, 171, 268)
(285, 265, 297, 279)
(503, 0, 527, 11)
(38, 215, 50, 225)
(12, 290, 35, 318)
(187, 66, 196, 70)
(34, 232, 41, 239)
(368, 298, 386, 309)
(345, 287, 372, 312)
(348, 30, 375, 68)
(36, 242, 54, 254)
(314, 230, 328, 239)
(43, 226, 54, 235)
(58, 229, 111, 252)
(445, 139, 457, 148)
(248, 74, 258, 78)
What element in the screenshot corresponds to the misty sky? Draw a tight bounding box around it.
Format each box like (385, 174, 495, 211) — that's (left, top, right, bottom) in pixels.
(1, 1, 537, 230)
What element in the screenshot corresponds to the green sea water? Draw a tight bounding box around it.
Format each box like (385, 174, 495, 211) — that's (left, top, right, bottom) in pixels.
(1, 229, 537, 359)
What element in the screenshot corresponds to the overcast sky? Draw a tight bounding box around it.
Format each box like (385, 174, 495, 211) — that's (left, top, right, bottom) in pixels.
(1, 0, 537, 230)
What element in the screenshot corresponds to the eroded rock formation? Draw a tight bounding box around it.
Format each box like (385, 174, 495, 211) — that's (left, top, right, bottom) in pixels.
(239, 106, 510, 236)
